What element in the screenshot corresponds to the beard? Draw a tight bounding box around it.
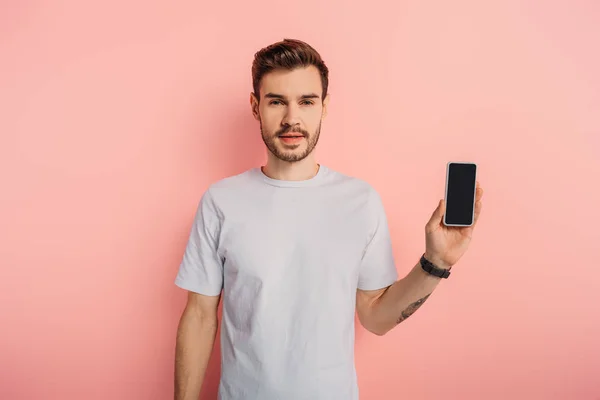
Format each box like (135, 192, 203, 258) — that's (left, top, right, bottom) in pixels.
(260, 120, 322, 163)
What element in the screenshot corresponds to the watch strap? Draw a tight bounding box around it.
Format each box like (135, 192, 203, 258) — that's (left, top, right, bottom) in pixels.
(420, 253, 451, 279)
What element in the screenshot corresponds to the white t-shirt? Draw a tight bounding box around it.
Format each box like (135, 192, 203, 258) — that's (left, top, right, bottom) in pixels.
(175, 164, 398, 400)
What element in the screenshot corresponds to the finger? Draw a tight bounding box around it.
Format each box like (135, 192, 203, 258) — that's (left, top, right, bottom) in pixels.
(476, 187, 484, 201)
(473, 200, 482, 226)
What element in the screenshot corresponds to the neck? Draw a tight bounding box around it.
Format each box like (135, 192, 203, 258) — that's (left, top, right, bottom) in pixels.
(261, 155, 320, 181)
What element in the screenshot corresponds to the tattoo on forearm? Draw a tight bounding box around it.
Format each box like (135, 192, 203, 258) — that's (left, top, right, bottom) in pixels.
(396, 294, 431, 324)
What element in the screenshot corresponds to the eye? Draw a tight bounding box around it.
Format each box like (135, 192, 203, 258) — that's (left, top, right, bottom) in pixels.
(300, 100, 314, 105)
(269, 100, 284, 105)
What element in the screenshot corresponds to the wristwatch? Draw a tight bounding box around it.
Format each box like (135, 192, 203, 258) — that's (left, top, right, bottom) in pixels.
(420, 253, 451, 279)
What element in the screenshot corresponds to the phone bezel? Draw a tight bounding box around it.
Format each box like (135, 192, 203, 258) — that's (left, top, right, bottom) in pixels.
(443, 161, 478, 227)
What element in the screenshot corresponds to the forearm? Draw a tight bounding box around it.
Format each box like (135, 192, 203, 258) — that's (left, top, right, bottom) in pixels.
(369, 258, 444, 335)
(174, 309, 218, 400)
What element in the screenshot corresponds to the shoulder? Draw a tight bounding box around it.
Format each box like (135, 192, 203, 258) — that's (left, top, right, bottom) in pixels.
(324, 167, 389, 226)
(323, 165, 381, 200)
(204, 167, 258, 198)
(195, 168, 258, 215)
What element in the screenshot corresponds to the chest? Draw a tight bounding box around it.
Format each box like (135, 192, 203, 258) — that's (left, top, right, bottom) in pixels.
(217, 191, 369, 285)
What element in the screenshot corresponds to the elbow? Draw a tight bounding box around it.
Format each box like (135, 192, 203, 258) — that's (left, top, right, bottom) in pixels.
(367, 324, 392, 336)
(375, 328, 391, 336)
(360, 313, 394, 336)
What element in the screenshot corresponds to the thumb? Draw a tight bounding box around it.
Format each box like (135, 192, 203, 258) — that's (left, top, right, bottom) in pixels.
(427, 199, 445, 227)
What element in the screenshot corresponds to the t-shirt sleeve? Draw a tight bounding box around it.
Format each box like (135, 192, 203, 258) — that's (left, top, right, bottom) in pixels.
(357, 187, 399, 291)
(174, 189, 224, 296)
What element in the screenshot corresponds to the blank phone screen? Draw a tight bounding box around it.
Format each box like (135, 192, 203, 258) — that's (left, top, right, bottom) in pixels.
(445, 163, 477, 225)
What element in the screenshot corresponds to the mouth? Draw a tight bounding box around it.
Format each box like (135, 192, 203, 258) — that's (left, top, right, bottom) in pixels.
(278, 131, 305, 137)
(278, 134, 305, 144)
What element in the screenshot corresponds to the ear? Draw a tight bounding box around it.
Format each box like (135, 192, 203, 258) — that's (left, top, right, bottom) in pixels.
(322, 93, 330, 118)
(250, 92, 260, 120)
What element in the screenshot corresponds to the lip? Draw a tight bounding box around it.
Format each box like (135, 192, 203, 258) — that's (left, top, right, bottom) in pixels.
(279, 135, 305, 144)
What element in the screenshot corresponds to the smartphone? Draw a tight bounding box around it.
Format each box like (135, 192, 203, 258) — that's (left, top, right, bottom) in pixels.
(443, 162, 478, 227)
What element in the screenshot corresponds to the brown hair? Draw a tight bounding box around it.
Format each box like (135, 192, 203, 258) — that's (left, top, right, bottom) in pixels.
(251, 38, 329, 101)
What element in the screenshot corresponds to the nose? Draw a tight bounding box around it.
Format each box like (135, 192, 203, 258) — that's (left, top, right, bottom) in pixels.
(282, 103, 301, 127)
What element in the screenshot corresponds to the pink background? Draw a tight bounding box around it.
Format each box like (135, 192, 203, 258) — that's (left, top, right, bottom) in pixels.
(1, 1, 599, 399)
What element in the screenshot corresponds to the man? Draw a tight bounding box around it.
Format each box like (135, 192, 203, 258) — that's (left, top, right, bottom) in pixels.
(174, 38, 483, 400)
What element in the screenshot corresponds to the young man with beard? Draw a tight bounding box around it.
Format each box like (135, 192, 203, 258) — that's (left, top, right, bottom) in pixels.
(174, 38, 484, 400)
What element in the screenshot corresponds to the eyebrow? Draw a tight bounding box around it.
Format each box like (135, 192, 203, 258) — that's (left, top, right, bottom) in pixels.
(264, 93, 320, 100)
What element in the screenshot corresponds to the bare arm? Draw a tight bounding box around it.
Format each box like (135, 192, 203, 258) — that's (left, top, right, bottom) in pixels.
(356, 257, 444, 336)
(174, 291, 221, 400)
(356, 181, 482, 335)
